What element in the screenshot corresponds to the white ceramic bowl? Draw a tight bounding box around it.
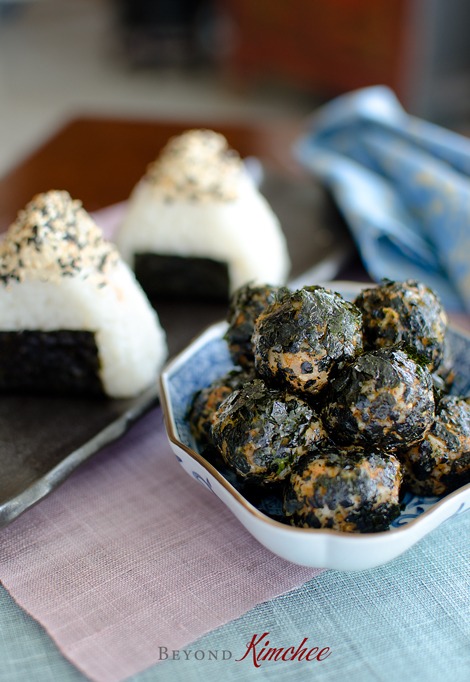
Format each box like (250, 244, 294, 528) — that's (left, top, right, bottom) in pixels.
(160, 285, 470, 571)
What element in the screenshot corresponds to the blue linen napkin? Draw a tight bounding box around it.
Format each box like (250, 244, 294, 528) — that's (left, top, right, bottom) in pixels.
(294, 85, 470, 312)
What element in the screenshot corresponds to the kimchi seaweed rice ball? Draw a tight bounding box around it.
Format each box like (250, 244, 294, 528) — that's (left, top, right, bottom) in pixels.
(434, 335, 456, 394)
(252, 286, 363, 396)
(224, 283, 286, 369)
(211, 378, 327, 485)
(402, 395, 470, 496)
(323, 347, 435, 452)
(354, 279, 447, 373)
(283, 447, 402, 532)
(188, 367, 253, 447)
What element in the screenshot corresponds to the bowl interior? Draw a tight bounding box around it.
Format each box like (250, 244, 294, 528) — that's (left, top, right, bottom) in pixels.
(166, 322, 232, 454)
(163, 316, 470, 530)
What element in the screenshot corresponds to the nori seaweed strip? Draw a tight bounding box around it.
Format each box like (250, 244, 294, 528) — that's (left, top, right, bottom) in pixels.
(0, 330, 104, 396)
(134, 253, 230, 302)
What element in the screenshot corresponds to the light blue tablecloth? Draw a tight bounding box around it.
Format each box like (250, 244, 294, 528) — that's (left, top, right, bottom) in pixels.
(1, 508, 469, 682)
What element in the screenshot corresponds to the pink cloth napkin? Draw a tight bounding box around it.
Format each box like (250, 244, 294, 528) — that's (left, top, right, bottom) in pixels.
(0, 409, 319, 682)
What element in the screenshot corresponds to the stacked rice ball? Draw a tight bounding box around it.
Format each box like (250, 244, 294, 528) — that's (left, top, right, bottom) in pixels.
(189, 279, 470, 533)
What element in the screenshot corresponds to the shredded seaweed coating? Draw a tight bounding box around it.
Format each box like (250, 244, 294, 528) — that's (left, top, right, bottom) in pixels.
(144, 129, 243, 203)
(354, 279, 447, 373)
(283, 447, 402, 532)
(187, 278, 468, 532)
(211, 378, 327, 485)
(188, 367, 254, 447)
(403, 394, 470, 495)
(253, 285, 363, 396)
(323, 347, 435, 452)
(0, 190, 119, 286)
(225, 282, 288, 369)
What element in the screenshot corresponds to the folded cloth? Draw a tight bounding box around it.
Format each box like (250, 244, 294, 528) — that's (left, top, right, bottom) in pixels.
(294, 85, 470, 312)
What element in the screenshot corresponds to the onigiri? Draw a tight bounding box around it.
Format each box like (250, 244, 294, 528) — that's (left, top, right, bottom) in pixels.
(115, 129, 291, 300)
(0, 190, 167, 398)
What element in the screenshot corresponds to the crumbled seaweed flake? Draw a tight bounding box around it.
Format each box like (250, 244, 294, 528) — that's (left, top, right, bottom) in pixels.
(188, 367, 255, 448)
(0, 190, 119, 286)
(145, 129, 243, 203)
(225, 283, 285, 368)
(97, 253, 109, 272)
(403, 395, 470, 495)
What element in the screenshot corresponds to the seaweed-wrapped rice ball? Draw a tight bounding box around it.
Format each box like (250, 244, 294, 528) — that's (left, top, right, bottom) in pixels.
(433, 335, 455, 394)
(252, 286, 363, 396)
(402, 395, 470, 496)
(0, 190, 167, 398)
(188, 367, 253, 447)
(354, 279, 447, 373)
(211, 378, 327, 485)
(224, 283, 286, 369)
(323, 348, 435, 452)
(283, 447, 402, 532)
(115, 130, 290, 301)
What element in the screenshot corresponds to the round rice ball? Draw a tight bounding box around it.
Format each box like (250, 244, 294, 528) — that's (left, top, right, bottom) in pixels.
(283, 447, 402, 532)
(402, 395, 470, 496)
(354, 279, 447, 373)
(224, 283, 286, 369)
(322, 347, 435, 452)
(252, 286, 363, 396)
(211, 378, 327, 485)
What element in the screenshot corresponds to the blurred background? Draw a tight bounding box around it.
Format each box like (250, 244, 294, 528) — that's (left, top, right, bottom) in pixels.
(1, 0, 470, 178)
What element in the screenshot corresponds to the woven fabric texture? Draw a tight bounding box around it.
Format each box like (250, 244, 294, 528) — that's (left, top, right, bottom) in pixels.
(1, 508, 469, 682)
(0, 409, 319, 682)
